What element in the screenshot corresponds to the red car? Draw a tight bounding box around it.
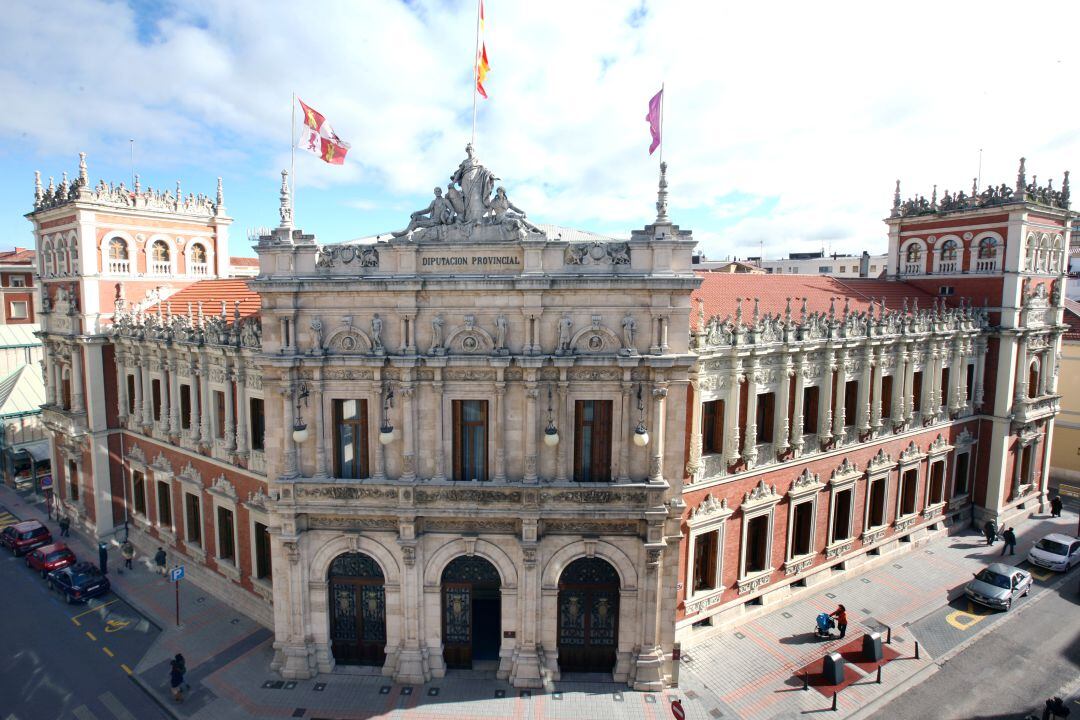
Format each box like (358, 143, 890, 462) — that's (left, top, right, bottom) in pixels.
(0, 520, 52, 556)
(25, 542, 76, 577)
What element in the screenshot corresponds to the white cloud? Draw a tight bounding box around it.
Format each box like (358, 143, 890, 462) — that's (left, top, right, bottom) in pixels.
(2, 0, 1078, 256)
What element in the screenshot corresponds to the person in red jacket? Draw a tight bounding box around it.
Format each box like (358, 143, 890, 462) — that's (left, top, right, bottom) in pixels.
(830, 605, 848, 639)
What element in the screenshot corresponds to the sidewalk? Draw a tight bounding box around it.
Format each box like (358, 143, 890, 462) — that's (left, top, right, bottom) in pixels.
(6, 479, 1076, 720)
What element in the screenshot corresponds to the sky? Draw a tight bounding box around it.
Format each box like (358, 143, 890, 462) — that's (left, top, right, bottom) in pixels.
(1, 0, 1078, 260)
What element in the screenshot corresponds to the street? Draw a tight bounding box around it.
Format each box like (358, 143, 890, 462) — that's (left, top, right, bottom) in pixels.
(871, 570, 1080, 720)
(0, 506, 168, 720)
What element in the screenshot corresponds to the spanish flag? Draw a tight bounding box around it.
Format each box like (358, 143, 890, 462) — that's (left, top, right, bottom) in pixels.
(475, 0, 490, 99)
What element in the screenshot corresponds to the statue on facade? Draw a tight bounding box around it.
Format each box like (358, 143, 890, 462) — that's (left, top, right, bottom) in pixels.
(310, 317, 324, 352)
(370, 314, 384, 353)
(429, 314, 445, 355)
(485, 187, 539, 232)
(392, 187, 455, 237)
(451, 143, 498, 223)
(557, 315, 574, 355)
(621, 314, 637, 355)
(494, 315, 508, 353)
(446, 183, 465, 221)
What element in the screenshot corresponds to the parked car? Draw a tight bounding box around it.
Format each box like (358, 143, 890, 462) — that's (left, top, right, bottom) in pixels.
(964, 563, 1032, 610)
(0, 520, 53, 556)
(1027, 533, 1080, 572)
(47, 561, 110, 604)
(25, 542, 76, 577)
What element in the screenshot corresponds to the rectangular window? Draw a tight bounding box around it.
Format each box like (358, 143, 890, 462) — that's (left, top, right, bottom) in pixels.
(940, 367, 950, 408)
(844, 380, 858, 427)
(756, 392, 775, 443)
(132, 471, 146, 515)
(965, 364, 974, 405)
(791, 501, 814, 557)
(11, 276, 26, 287)
(900, 469, 918, 516)
(745, 515, 770, 574)
(180, 385, 192, 430)
(157, 481, 172, 528)
(185, 493, 201, 546)
(217, 506, 235, 562)
(573, 400, 613, 482)
(152, 379, 162, 421)
(868, 477, 887, 527)
(692, 529, 719, 593)
(9, 301, 28, 319)
(214, 391, 225, 439)
(832, 489, 852, 542)
(127, 375, 136, 415)
(928, 462, 945, 505)
(68, 461, 78, 502)
(912, 372, 923, 413)
(333, 399, 369, 479)
(954, 452, 970, 496)
(250, 398, 265, 452)
(869, 265, 877, 272)
(702, 400, 724, 454)
(254, 521, 272, 581)
(802, 386, 819, 435)
(839, 266, 847, 273)
(452, 400, 488, 481)
(881, 375, 893, 419)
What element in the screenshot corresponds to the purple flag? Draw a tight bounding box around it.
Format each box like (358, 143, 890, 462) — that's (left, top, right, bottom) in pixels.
(646, 88, 663, 155)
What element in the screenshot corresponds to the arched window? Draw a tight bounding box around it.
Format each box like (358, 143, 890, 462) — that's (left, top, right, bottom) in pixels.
(1028, 358, 1041, 399)
(58, 245, 69, 275)
(42, 239, 53, 276)
(978, 237, 997, 259)
(189, 243, 208, 275)
(936, 239, 959, 273)
(1051, 235, 1064, 273)
(940, 239, 958, 261)
(108, 237, 130, 273)
(902, 242, 923, 275)
(973, 236, 999, 273)
(906, 245, 921, 263)
(1025, 233, 1037, 271)
(68, 237, 78, 271)
(1037, 235, 1050, 273)
(151, 240, 171, 274)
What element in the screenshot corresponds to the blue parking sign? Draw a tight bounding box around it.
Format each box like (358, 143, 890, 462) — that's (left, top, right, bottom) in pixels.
(170, 566, 185, 582)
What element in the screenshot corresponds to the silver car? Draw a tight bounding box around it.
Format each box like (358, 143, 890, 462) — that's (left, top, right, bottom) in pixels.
(1027, 533, 1080, 572)
(963, 563, 1032, 610)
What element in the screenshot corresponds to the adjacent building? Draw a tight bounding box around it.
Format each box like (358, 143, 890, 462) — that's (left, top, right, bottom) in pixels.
(28, 150, 1070, 691)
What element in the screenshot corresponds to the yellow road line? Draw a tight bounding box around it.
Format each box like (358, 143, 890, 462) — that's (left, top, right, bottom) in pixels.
(85, 631, 97, 641)
(70, 598, 119, 622)
(120, 664, 133, 675)
(72, 617, 81, 627)
(102, 646, 114, 657)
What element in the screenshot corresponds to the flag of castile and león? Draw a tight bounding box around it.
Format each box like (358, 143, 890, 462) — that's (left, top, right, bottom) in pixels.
(296, 97, 351, 165)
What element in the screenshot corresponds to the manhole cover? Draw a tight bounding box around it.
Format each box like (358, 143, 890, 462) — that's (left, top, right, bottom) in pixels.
(782, 612, 792, 619)
(379, 686, 391, 695)
(495, 689, 506, 698)
(613, 692, 624, 702)
(313, 683, 326, 692)
(428, 688, 439, 697)
(400, 687, 413, 696)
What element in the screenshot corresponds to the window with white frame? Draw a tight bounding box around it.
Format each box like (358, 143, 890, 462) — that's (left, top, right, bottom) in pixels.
(9, 301, 28, 319)
(785, 469, 822, 563)
(738, 481, 781, 579)
(150, 240, 171, 275)
(685, 494, 732, 601)
(953, 450, 971, 498)
(216, 505, 236, 563)
(10, 275, 26, 287)
(927, 460, 946, 506)
(826, 460, 860, 547)
(898, 467, 919, 517)
(185, 492, 202, 546)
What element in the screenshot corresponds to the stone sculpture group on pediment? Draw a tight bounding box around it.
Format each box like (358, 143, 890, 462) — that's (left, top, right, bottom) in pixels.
(391, 144, 542, 240)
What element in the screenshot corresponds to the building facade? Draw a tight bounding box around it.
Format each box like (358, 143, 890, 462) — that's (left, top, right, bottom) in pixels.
(28, 151, 1070, 691)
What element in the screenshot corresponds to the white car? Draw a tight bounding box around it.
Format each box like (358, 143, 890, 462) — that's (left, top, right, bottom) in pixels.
(1027, 533, 1080, 572)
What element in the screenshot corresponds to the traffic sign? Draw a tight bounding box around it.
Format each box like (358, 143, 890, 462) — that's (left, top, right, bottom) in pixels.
(169, 565, 185, 582)
(40, 475, 52, 489)
(671, 699, 685, 720)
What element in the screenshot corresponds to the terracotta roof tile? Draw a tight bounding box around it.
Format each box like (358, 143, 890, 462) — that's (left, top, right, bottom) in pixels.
(0, 247, 36, 263)
(230, 256, 259, 267)
(149, 279, 260, 319)
(690, 273, 939, 329)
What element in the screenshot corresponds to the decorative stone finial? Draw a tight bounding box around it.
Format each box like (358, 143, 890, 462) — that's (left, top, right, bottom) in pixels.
(78, 152, 88, 186)
(1016, 157, 1027, 194)
(930, 184, 937, 211)
(1062, 170, 1070, 207)
(34, 171, 42, 204)
(655, 161, 669, 224)
(216, 177, 224, 207)
(134, 174, 141, 193)
(176, 180, 182, 203)
(971, 177, 978, 196)
(891, 179, 901, 216)
(279, 170, 293, 229)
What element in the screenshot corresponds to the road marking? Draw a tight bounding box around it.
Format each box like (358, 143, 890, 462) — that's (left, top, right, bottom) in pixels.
(1028, 567, 1054, 581)
(945, 601, 993, 630)
(104, 618, 130, 633)
(72, 705, 96, 720)
(70, 598, 119, 622)
(102, 646, 114, 657)
(72, 617, 81, 626)
(85, 631, 97, 641)
(99, 690, 137, 720)
(120, 663, 133, 675)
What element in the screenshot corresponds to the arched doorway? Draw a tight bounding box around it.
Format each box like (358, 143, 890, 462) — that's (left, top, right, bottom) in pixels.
(441, 555, 501, 669)
(328, 552, 386, 666)
(557, 557, 620, 674)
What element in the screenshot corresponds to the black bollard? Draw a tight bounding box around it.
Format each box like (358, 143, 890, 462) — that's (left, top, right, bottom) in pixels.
(914, 641, 920, 660)
(831, 692, 838, 711)
(886, 626, 892, 645)
(803, 671, 808, 691)
(876, 665, 882, 684)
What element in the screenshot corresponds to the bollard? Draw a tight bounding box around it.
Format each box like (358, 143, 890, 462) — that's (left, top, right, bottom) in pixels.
(914, 641, 920, 660)
(803, 671, 809, 691)
(876, 665, 882, 684)
(886, 626, 892, 645)
(831, 691, 838, 711)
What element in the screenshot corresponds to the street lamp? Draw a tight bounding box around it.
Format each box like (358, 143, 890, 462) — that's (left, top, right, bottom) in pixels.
(292, 372, 310, 444)
(379, 383, 395, 445)
(543, 385, 559, 447)
(633, 383, 650, 447)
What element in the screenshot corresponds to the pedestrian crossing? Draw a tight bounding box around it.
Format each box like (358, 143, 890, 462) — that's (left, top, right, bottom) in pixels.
(0, 507, 19, 530)
(72, 691, 141, 720)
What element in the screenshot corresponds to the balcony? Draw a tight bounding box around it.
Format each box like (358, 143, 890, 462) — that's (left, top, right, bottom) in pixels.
(903, 262, 922, 275)
(973, 258, 998, 273)
(1013, 394, 1059, 425)
(190, 262, 209, 276)
(150, 261, 171, 275)
(107, 259, 130, 274)
(42, 404, 88, 437)
(936, 260, 958, 273)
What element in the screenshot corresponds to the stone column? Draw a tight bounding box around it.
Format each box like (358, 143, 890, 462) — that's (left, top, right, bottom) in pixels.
(198, 354, 213, 444)
(224, 360, 236, 451)
(132, 353, 143, 426)
(282, 382, 298, 477)
(857, 347, 872, 432)
(725, 362, 743, 466)
(494, 377, 507, 482)
(947, 340, 962, 415)
(958, 352, 970, 413)
(431, 373, 445, 481)
(687, 376, 704, 481)
(891, 349, 905, 426)
(70, 344, 84, 413)
(791, 355, 805, 455)
(619, 380, 633, 482)
(235, 364, 249, 455)
(773, 355, 791, 456)
(632, 547, 666, 691)
(920, 345, 935, 421)
(400, 381, 417, 481)
(650, 380, 668, 481)
(372, 381, 387, 481)
(973, 338, 987, 410)
(870, 347, 883, 430)
(142, 354, 154, 428)
(167, 352, 180, 435)
(903, 344, 916, 421)
(831, 350, 846, 439)
(660, 316, 669, 353)
(42, 348, 55, 406)
(524, 380, 539, 483)
(556, 372, 569, 482)
(512, 541, 542, 688)
(115, 350, 128, 423)
(312, 374, 328, 478)
(742, 360, 759, 467)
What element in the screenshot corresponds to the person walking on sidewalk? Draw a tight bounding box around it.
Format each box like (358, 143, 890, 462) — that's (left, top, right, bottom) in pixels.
(1050, 495, 1063, 518)
(59, 516, 70, 537)
(983, 519, 997, 546)
(121, 540, 135, 570)
(169, 655, 186, 702)
(154, 547, 167, 575)
(1001, 527, 1017, 556)
(830, 604, 848, 639)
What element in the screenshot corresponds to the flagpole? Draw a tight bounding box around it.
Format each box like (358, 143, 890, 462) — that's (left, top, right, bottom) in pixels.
(659, 82, 665, 166)
(471, 0, 481, 146)
(291, 92, 297, 224)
